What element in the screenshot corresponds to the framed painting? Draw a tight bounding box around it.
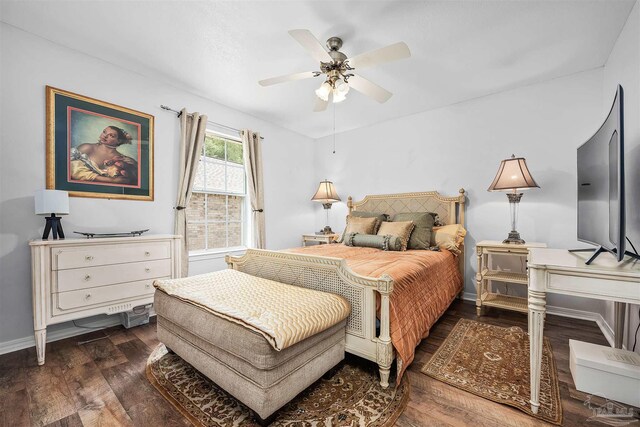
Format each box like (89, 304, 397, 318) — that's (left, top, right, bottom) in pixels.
(46, 86, 154, 201)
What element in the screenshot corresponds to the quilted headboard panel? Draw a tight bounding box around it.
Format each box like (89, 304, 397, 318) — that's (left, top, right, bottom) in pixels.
(348, 189, 466, 226)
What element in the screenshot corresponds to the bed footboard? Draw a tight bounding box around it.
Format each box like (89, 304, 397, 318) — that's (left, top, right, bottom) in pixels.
(226, 249, 394, 388)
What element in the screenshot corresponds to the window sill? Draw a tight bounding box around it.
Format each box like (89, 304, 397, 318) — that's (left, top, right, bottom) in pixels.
(189, 246, 247, 262)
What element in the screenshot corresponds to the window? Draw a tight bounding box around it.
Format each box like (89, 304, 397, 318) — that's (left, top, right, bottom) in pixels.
(186, 132, 246, 252)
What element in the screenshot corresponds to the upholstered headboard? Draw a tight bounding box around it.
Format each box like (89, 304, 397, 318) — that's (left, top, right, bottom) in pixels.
(347, 189, 466, 226)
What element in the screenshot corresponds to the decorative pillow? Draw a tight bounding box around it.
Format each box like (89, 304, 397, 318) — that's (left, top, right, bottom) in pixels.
(337, 214, 384, 243)
(377, 221, 415, 251)
(343, 232, 403, 251)
(392, 212, 436, 250)
(431, 224, 467, 255)
(338, 216, 378, 244)
(350, 211, 389, 234)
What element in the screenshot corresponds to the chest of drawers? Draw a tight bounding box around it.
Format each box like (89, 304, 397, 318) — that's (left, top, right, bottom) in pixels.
(30, 235, 181, 365)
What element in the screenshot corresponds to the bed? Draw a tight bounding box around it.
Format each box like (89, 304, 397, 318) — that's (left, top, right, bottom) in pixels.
(226, 190, 466, 387)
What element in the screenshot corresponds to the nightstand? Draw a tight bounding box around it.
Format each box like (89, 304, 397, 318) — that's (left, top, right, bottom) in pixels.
(302, 233, 338, 246)
(475, 240, 546, 316)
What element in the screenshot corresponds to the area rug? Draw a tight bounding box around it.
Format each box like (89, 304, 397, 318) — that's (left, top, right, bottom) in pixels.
(146, 345, 409, 426)
(421, 319, 562, 425)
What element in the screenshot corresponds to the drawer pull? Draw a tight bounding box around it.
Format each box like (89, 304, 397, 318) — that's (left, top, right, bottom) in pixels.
(145, 251, 151, 257)
(85, 293, 92, 300)
(85, 255, 94, 261)
(84, 275, 91, 281)
(145, 268, 151, 273)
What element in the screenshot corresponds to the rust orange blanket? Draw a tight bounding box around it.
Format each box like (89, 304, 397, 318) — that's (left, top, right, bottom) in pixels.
(287, 244, 463, 380)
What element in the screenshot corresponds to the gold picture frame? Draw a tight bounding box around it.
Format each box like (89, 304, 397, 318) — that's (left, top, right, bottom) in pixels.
(46, 86, 154, 201)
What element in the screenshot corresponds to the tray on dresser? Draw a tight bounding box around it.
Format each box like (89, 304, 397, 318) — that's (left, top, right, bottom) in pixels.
(74, 229, 149, 238)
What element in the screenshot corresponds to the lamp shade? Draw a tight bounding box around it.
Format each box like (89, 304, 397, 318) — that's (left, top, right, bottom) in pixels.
(332, 90, 347, 103)
(334, 79, 349, 95)
(311, 180, 341, 204)
(487, 155, 539, 192)
(35, 189, 70, 215)
(315, 82, 332, 102)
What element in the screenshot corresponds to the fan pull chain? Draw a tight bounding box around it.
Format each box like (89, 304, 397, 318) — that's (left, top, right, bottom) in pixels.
(333, 103, 336, 154)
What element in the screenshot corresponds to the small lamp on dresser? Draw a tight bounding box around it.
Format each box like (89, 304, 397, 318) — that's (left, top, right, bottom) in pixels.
(311, 180, 341, 234)
(35, 189, 69, 239)
(487, 155, 539, 244)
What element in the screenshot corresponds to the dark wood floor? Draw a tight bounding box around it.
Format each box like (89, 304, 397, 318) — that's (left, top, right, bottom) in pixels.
(0, 300, 631, 426)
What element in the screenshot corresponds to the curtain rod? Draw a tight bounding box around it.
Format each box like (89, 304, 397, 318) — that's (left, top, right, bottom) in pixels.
(160, 105, 264, 140)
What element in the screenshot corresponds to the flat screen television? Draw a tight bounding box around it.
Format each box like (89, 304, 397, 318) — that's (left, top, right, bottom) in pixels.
(576, 84, 635, 264)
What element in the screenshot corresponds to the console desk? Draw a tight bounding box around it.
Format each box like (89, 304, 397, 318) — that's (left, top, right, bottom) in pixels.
(527, 248, 640, 414)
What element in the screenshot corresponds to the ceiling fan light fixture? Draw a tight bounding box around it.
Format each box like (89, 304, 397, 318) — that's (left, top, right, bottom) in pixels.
(334, 78, 349, 95)
(259, 30, 411, 110)
(332, 90, 347, 103)
(315, 81, 332, 101)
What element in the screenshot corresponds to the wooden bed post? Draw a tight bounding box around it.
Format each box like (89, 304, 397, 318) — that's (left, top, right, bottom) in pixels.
(458, 188, 466, 225)
(458, 188, 466, 299)
(347, 196, 353, 214)
(225, 255, 236, 270)
(376, 274, 394, 388)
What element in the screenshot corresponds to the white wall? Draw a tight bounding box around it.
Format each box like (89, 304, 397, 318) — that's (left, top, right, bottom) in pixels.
(603, 0, 640, 352)
(0, 23, 316, 346)
(313, 68, 609, 316)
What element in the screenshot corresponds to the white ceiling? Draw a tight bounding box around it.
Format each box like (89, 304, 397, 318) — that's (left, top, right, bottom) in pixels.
(1, 1, 636, 138)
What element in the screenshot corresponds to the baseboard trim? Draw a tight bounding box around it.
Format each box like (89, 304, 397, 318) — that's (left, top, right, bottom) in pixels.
(461, 292, 616, 347)
(0, 294, 616, 356)
(545, 305, 616, 347)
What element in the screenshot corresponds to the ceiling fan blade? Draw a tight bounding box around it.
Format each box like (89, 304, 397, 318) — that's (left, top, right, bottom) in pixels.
(347, 42, 411, 70)
(348, 75, 393, 103)
(313, 95, 329, 112)
(258, 71, 317, 87)
(289, 29, 333, 63)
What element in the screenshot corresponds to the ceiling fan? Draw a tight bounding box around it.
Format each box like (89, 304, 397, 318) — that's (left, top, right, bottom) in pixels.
(258, 29, 411, 112)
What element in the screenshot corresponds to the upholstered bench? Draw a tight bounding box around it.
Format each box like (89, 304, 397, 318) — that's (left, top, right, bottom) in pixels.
(153, 270, 350, 421)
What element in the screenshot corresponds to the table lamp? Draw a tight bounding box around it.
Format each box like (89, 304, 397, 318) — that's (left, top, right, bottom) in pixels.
(487, 155, 539, 244)
(35, 189, 69, 240)
(311, 180, 341, 234)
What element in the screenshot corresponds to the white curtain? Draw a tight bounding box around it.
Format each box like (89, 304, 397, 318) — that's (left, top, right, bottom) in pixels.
(242, 130, 265, 249)
(174, 109, 208, 277)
